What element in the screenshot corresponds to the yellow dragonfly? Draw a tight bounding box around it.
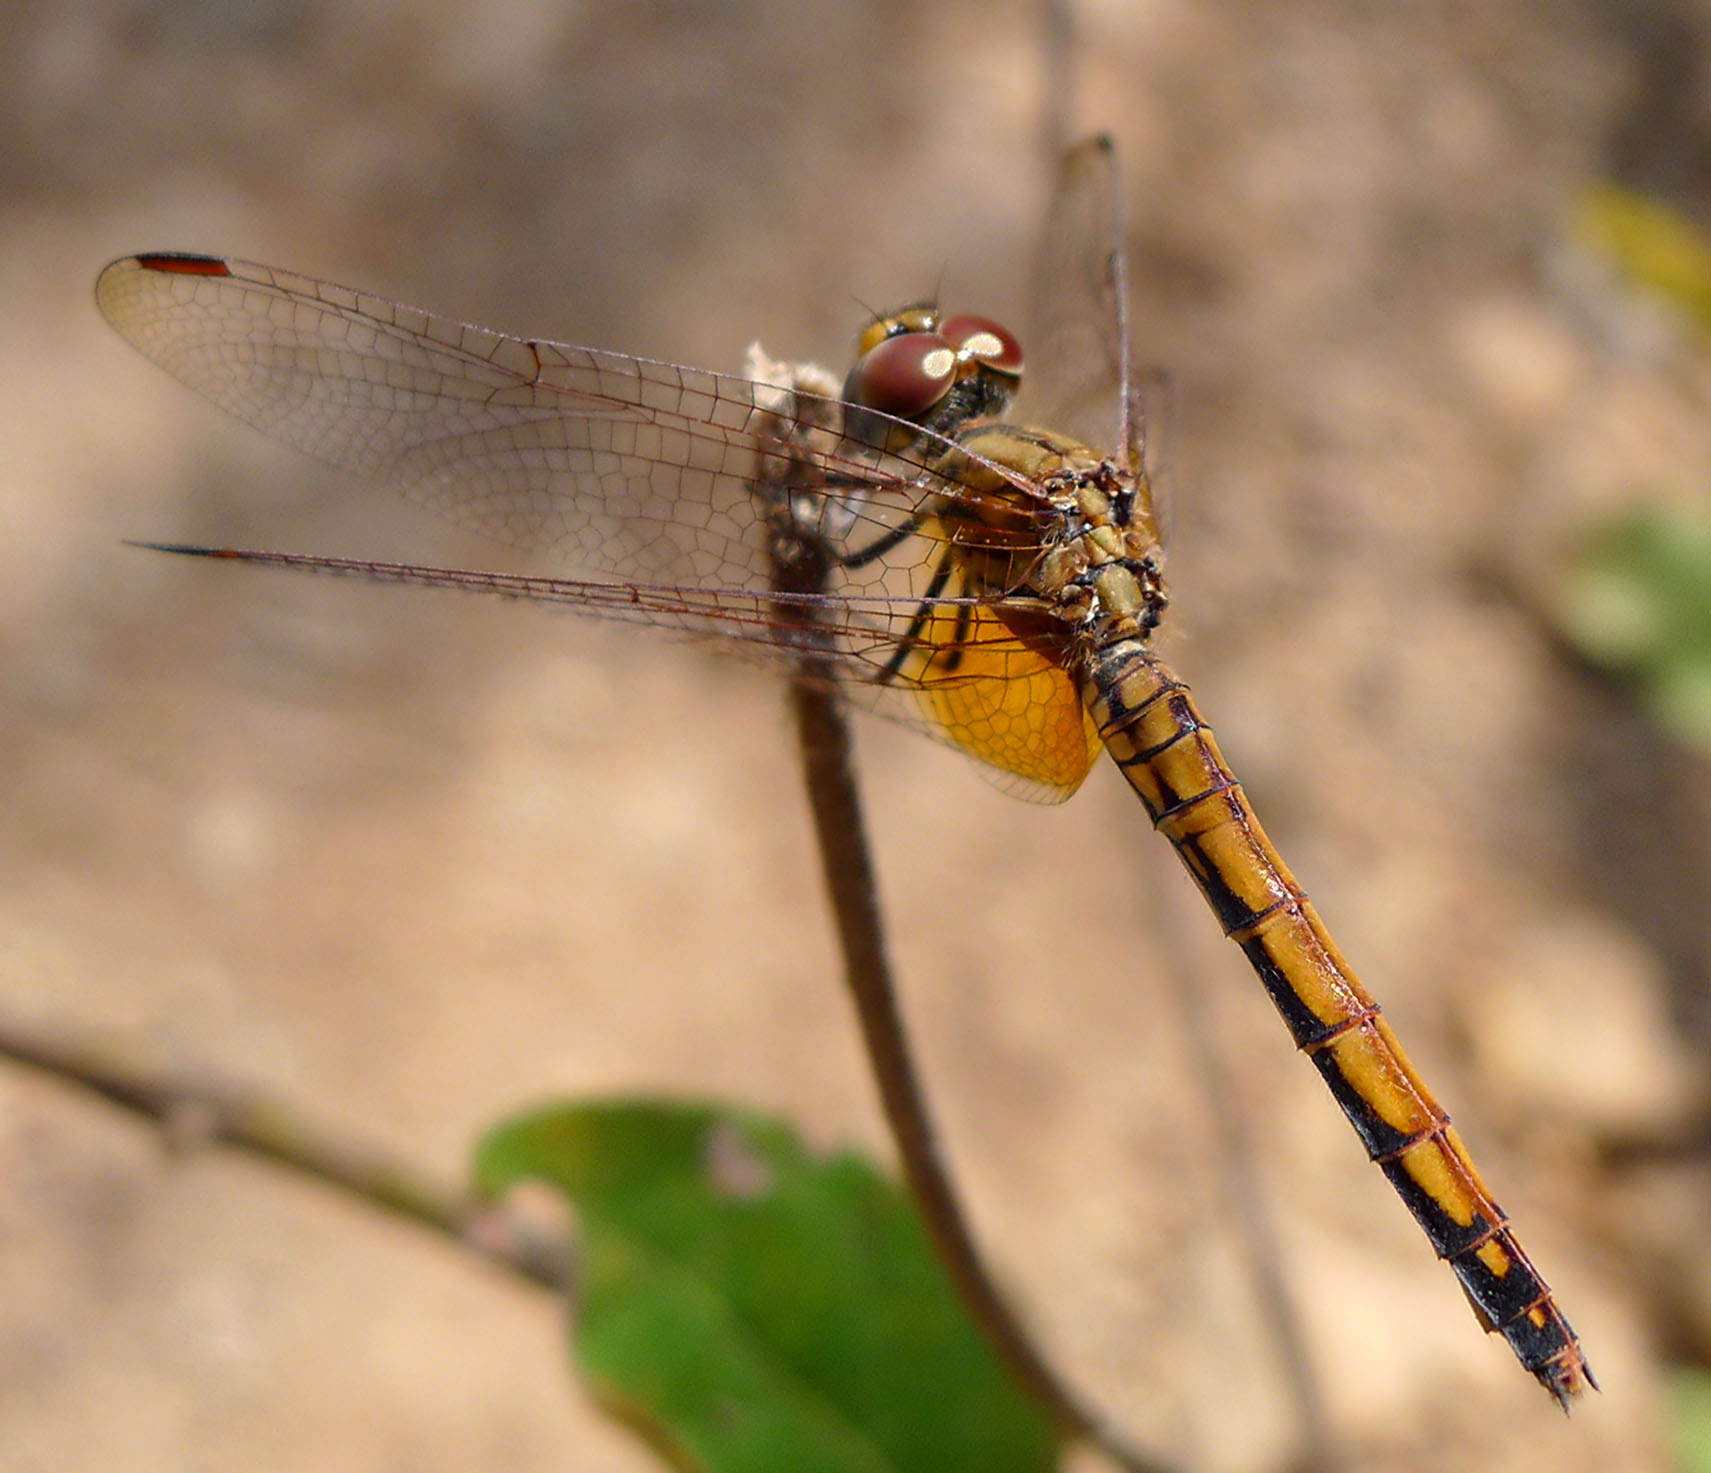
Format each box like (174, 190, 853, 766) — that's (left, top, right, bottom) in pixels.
(96, 136, 1591, 1408)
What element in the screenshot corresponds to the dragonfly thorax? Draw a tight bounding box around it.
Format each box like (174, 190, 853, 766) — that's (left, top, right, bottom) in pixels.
(1037, 470, 1167, 646)
(947, 423, 1168, 651)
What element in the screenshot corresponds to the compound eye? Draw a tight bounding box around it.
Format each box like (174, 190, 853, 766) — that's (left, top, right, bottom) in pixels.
(844, 331, 957, 419)
(938, 315, 1024, 378)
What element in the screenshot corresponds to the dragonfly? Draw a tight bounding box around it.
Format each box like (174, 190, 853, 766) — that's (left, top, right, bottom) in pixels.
(96, 136, 1591, 1408)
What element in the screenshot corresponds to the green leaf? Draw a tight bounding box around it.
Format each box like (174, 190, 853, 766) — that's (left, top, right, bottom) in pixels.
(475, 1100, 1061, 1473)
(1670, 1366, 1711, 1473)
(1559, 505, 1711, 751)
(1575, 185, 1711, 333)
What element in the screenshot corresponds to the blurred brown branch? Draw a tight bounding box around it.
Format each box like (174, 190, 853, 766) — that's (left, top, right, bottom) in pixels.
(0, 1005, 573, 1293)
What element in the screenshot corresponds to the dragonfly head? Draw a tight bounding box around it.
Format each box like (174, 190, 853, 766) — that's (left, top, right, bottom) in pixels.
(840, 305, 1024, 454)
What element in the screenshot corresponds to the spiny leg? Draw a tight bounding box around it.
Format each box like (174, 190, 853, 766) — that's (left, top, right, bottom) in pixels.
(875, 551, 955, 685)
(839, 512, 924, 570)
(938, 599, 973, 677)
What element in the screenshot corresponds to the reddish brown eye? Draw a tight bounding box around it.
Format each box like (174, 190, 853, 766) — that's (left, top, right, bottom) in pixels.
(938, 314, 1024, 378)
(845, 331, 957, 419)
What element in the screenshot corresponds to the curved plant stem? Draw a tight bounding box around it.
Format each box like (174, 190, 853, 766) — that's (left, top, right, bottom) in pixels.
(784, 668, 1178, 1473)
(752, 319, 1177, 1471)
(0, 1007, 571, 1292)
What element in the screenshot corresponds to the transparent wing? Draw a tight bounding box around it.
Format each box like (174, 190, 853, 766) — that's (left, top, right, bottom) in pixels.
(1129, 364, 1175, 551)
(130, 542, 1097, 803)
(100, 253, 1094, 801)
(96, 253, 1026, 592)
(1021, 136, 1145, 478)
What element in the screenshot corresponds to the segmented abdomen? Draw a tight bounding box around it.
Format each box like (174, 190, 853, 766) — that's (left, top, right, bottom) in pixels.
(1080, 639, 1593, 1407)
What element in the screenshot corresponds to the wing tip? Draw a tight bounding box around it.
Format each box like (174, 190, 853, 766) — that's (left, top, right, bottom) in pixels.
(121, 539, 241, 559)
(130, 252, 231, 277)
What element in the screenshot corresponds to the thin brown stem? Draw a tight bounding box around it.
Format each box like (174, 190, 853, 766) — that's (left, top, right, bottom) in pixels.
(0, 1007, 571, 1292)
(785, 665, 1179, 1473)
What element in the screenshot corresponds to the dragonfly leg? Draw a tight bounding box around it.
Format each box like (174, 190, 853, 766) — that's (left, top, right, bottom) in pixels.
(839, 513, 924, 570)
(874, 551, 954, 685)
(936, 599, 973, 677)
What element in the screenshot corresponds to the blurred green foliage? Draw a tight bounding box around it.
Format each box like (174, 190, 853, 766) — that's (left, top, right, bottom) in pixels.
(475, 1099, 1060, 1473)
(1671, 1367, 1711, 1473)
(1559, 505, 1711, 752)
(1561, 188, 1711, 754)
(1567, 185, 1711, 1456)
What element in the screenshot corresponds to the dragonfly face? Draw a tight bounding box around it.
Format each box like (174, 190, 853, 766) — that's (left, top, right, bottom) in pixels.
(840, 304, 1025, 455)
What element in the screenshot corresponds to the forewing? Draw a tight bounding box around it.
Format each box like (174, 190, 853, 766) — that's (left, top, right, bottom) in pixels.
(95, 254, 943, 590)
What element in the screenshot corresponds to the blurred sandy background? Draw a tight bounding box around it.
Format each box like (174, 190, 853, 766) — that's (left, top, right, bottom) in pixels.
(4, 2, 1711, 1470)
